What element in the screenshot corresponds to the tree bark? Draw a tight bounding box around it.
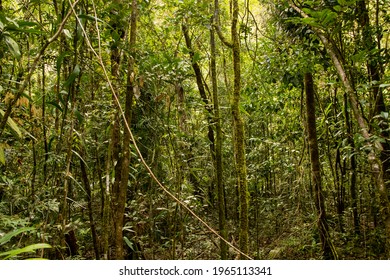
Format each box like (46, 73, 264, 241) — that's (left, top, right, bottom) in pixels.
(210, 11, 227, 259)
(214, 0, 249, 258)
(182, 23, 216, 162)
(110, 0, 137, 260)
(80, 155, 100, 259)
(231, 0, 249, 258)
(304, 72, 335, 259)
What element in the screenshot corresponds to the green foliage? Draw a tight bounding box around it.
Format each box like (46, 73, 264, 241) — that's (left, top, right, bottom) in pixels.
(0, 109, 23, 139)
(0, 0, 389, 260)
(0, 227, 51, 260)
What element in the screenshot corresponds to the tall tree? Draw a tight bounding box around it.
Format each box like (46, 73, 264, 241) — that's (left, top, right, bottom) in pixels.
(214, 0, 249, 257)
(210, 8, 227, 259)
(111, 0, 137, 260)
(304, 72, 336, 259)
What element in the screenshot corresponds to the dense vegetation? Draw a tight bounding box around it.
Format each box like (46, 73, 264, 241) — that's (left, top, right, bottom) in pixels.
(0, 0, 389, 260)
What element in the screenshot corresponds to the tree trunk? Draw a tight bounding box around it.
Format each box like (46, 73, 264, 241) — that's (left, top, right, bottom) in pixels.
(182, 22, 216, 164)
(80, 155, 100, 259)
(214, 0, 249, 258)
(210, 11, 227, 259)
(344, 92, 360, 235)
(356, 0, 390, 201)
(110, 0, 138, 260)
(304, 72, 335, 260)
(231, 0, 249, 258)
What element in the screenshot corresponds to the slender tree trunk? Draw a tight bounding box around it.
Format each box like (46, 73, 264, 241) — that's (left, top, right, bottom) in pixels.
(110, 0, 138, 260)
(344, 92, 360, 235)
(80, 155, 100, 259)
(182, 23, 216, 161)
(214, 0, 249, 258)
(182, 22, 217, 204)
(304, 72, 335, 260)
(231, 0, 249, 258)
(109, 0, 125, 259)
(356, 0, 390, 198)
(41, 63, 49, 184)
(210, 11, 227, 259)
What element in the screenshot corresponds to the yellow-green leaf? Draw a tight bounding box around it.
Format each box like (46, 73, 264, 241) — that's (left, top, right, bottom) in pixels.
(0, 144, 5, 165)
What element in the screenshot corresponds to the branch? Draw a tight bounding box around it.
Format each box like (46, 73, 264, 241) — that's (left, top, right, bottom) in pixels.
(213, 0, 233, 48)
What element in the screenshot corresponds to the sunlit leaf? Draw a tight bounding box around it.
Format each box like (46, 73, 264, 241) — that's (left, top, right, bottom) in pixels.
(63, 29, 72, 39)
(0, 144, 5, 165)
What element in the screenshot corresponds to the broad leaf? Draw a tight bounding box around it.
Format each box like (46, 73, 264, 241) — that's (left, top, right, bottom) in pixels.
(0, 109, 23, 139)
(0, 227, 35, 246)
(0, 243, 52, 259)
(4, 35, 21, 58)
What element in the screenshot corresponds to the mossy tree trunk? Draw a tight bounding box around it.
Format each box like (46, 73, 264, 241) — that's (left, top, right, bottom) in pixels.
(210, 11, 227, 259)
(231, 0, 249, 258)
(214, 0, 249, 258)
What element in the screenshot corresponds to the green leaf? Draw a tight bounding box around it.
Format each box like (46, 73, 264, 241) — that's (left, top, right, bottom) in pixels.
(47, 100, 63, 112)
(0, 243, 52, 259)
(56, 52, 69, 76)
(64, 64, 81, 87)
(321, 10, 337, 26)
(301, 17, 320, 27)
(123, 236, 134, 251)
(333, 5, 343, 12)
(77, 14, 105, 24)
(74, 108, 84, 124)
(0, 144, 5, 165)
(0, 227, 35, 246)
(17, 20, 38, 27)
(5, 16, 19, 28)
(0, 109, 23, 139)
(4, 35, 21, 58)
